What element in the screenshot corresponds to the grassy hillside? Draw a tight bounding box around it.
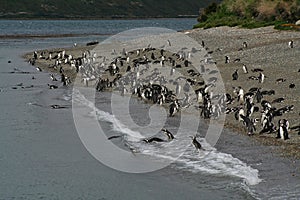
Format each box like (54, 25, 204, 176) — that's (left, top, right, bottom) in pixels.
(0, 0, 220, 19)
(194, 0, 300, 29)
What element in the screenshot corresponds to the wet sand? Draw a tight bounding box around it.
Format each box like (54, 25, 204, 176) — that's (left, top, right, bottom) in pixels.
(0, 33, 110, 39)
(23, 26, 300, 159)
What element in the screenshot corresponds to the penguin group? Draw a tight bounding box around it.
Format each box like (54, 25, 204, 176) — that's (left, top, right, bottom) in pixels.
(224, 40, 297, 139)
(30, 36, 298, 146)
(90, 42, 224, 125)
(228, 85, 293, 138)
(29, 49, 79, 87)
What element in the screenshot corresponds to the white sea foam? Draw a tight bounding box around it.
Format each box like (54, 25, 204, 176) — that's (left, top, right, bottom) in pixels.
(73, 89, 262, 186)
(73, 89, 143, 141)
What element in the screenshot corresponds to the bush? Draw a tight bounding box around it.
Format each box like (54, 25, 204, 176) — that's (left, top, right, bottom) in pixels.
(194, 0, 300, 30)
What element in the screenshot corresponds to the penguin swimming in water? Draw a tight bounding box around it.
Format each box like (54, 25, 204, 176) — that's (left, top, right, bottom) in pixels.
(143, 137, 165, 143)
(50, 104, 67, 109)
(108, 135, 123, 140)
(161, 128, 175, 140)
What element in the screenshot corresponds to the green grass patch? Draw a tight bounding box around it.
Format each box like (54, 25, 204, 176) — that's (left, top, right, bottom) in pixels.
(194, 0, 300, 30)
(193, 14, 275, 29)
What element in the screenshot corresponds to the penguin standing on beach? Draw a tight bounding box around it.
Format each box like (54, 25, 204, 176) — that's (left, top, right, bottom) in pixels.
(33, 51, 38, 60)
(240, 115, 256, 136)
(278, 124, 285, 139)
(276, 119, 289, 140)
(283, 119, 289, 140)
(289, 83, 296, 89)
(170, 67, 175, 76)
(242, 64, 248, 74)
(175, 82, 181, 96)
(61, 73, 65, 82)
(167, 39, 172, 46)
(235, 106, 245, 122)
(201, 40, 205, 48)
(258, 72, 265, 83)
(237, 87, 244, 102)
(225, 56, 230, 64)
(50, 74, 58, 81)
(169, 100, 179, 117)
(255, 88, 263, 103)
(191, 136, 202, 150)
(288, 40, 294, 48)
(232, 69, 238, 80)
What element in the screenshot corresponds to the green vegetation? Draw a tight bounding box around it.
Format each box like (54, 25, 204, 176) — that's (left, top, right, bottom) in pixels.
(194, 0, 300, 30)
(0, 0, 216, 19)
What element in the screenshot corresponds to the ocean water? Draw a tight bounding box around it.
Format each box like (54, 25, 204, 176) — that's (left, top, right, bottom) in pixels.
(0, 19, 299, 200)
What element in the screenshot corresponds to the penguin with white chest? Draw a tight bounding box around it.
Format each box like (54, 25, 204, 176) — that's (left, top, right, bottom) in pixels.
(277, 119, 289, 140)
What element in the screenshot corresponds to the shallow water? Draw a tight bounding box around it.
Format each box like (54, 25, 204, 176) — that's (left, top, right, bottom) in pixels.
(0, 19, 299, 199)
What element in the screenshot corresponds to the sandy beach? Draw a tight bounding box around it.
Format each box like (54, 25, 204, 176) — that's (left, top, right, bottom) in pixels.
(23, 26, 300, 160)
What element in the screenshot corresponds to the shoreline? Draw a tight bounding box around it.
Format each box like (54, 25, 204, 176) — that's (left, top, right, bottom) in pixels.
(0, 33, 112, 39)
(23, 25, 300, 160)
(0, 17, 197, 21)
(188, 26, 300, 159)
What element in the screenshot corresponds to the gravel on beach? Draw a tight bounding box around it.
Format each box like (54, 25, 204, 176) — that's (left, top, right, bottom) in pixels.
(24, 26, 300, 159)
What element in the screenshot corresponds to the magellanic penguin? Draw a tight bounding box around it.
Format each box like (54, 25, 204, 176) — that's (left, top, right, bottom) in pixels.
(288, 40, 294, 48)
(48, 84, 58, 89)
(169, 100, 179, 117)
(161, 128, 175, 140)
(143, 137, 165, 143)
(191, 136, 202, 150)
(232, 69, 238, 80)
(242, 64, 248, 74)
